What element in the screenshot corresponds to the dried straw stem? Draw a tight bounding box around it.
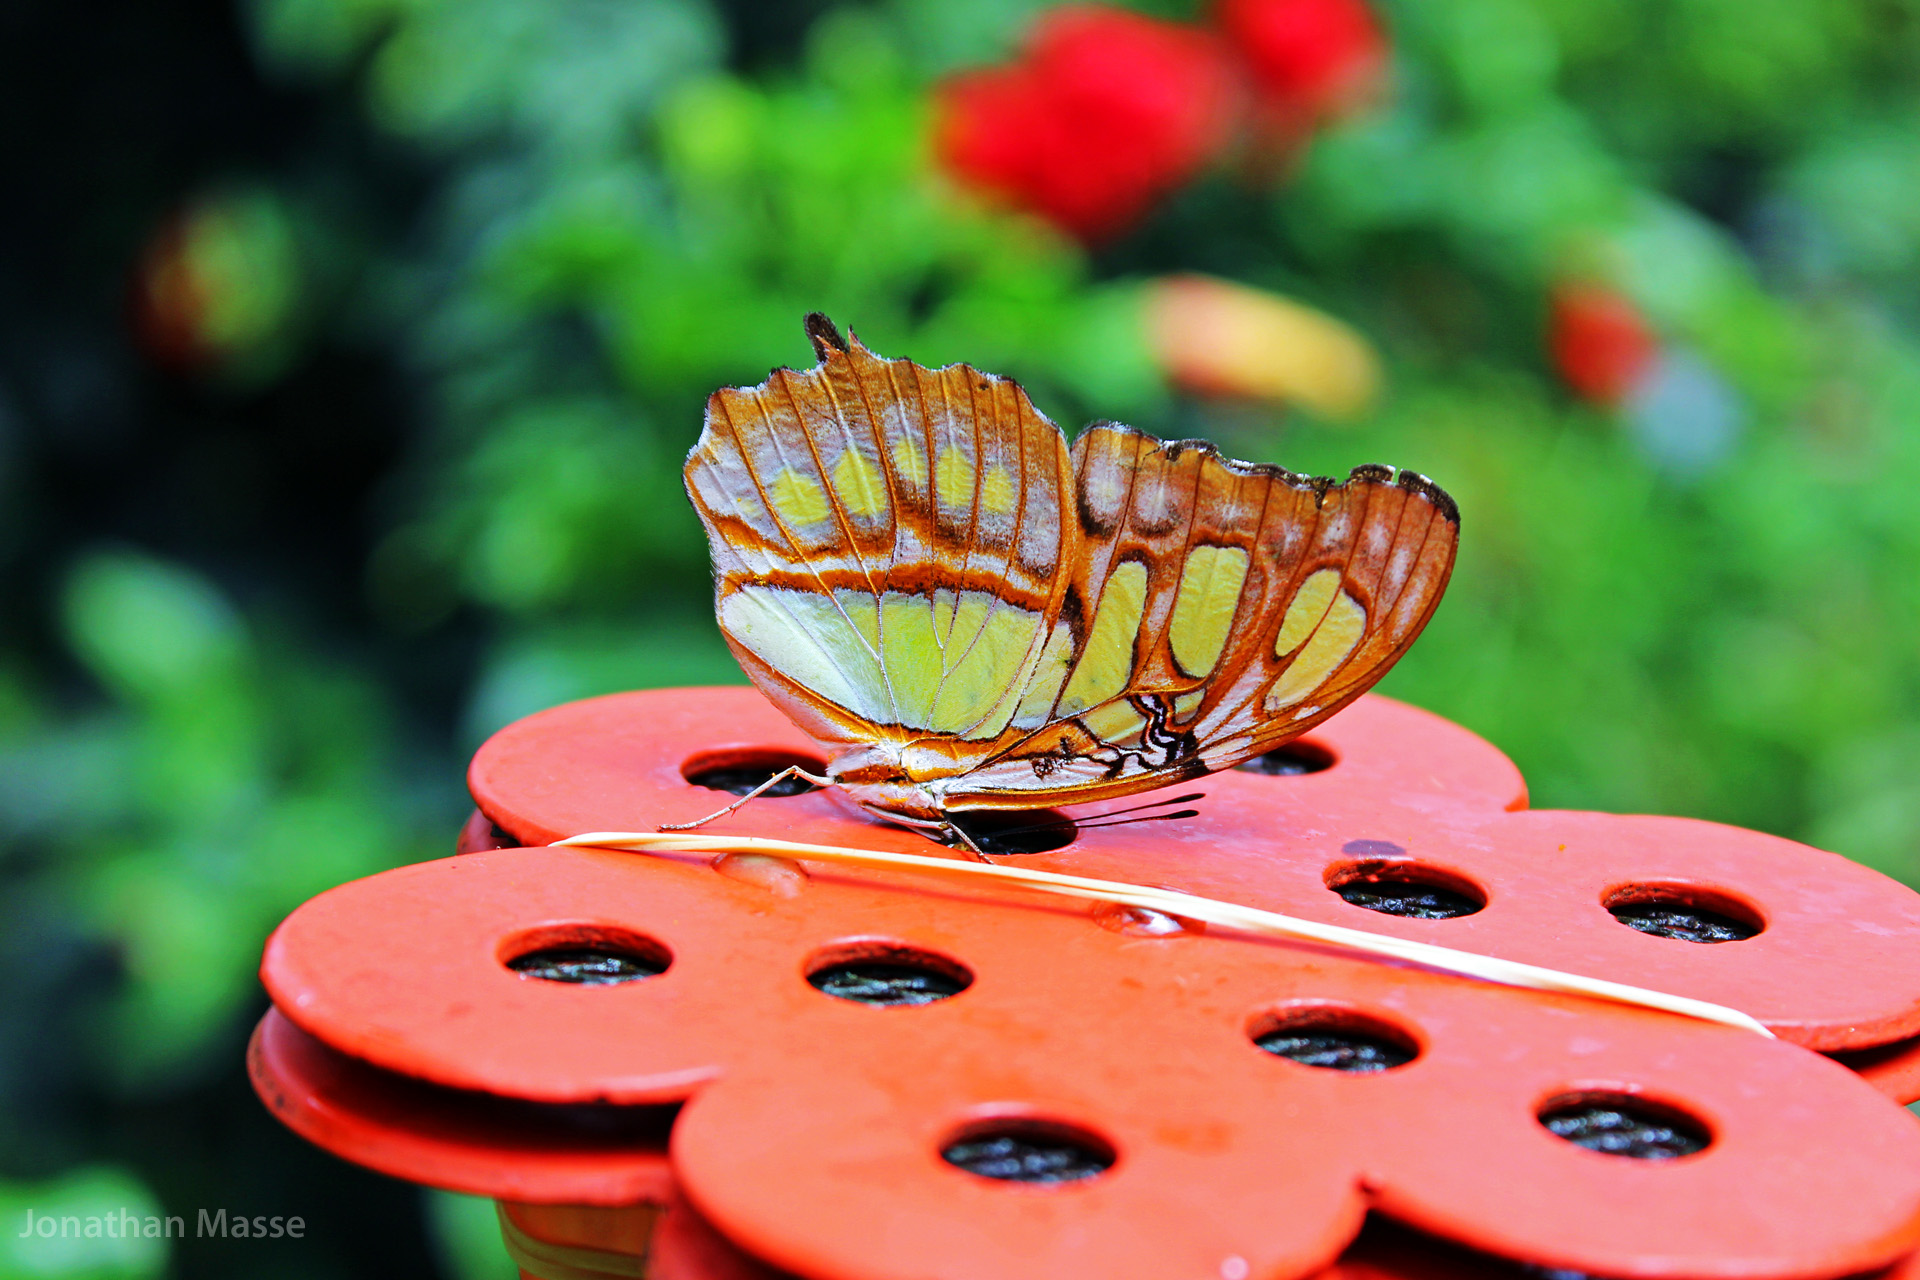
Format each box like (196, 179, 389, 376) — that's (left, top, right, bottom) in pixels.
(553, 830, 1773, 1038)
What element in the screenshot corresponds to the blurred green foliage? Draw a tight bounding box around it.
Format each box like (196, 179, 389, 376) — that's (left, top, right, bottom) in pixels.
(47, 552, 420, 1088)
(10, 0, 1920, 1273)
(424, 1193, 515, 1280)
(0, 1168, 168, 1280)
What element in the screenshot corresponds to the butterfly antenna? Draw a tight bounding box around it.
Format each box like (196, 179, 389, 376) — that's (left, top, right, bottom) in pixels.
(1068, 810, 1200, 833)
(658, 766, 833, 832)
(1103, 791, 1205, 817)
(804, 313, 848, 361)
(979, 793, 1207, 842)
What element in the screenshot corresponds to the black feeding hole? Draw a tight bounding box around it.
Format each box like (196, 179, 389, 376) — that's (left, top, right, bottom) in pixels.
(948, 809, 1077, 856)
(1604, 885, 1761, 944)
(1237, 741, 1335, 776)
(807, 943, 972, 1006)
(1253, 1008, 1418, 1073)
(682, 750, 823, 797)
(1327, 858, 1485, 919)
(1538, 1094, 1710, 1160)
(503, 925, 670, 985)
(941, 1121, 1115, 1184)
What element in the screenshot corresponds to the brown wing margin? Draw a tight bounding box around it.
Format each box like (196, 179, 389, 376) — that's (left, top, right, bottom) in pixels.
(1196, 460, 1458, 768)
(1001, 423, 1457, 740)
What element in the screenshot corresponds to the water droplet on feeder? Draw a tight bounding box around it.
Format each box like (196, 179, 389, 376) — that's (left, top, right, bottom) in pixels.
(712, 852, 809, 897)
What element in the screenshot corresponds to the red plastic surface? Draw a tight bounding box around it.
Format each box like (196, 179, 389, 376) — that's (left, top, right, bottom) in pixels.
(466, 687, 1528, 843)
(649, 1197, 793, 1280)
(458, 808, 516, 855)
(1836, 1034, 1920, 1106)
(263, 841, 1920, 1280)
(548, 1198, 1614, 1280)
(268, 988, 1919, 1280)
(248, 1012, 1578, 1280)
(248, 1008, 673, 1206)
(520, 1202, 1920, 1280)
(465, 687, 1920, 1051)
(252, 1011, 1920, 1280)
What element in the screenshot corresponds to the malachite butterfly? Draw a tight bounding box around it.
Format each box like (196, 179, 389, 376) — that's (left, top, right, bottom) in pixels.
(681, 315, 1457, 852)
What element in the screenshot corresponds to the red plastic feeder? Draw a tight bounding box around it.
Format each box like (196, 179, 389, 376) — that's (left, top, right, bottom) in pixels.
(254, 687, 1920, 1279)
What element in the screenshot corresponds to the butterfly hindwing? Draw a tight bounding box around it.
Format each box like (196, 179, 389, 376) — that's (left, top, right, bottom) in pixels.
(947, 426, 1458, 807)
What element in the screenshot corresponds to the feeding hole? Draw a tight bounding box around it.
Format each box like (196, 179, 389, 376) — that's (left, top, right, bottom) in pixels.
(1326, 855, 1485, 919)
(681, 748, 824, 797)
(947, 809, 1077, 856)
(1603, 883, 1762, 944)
(941, 1119, 1115, 1184)
(806, 942, 972, 1006)
(1251, 1006, 1418, 1073)
(502, 924, 670, 985)
(1538, 1092, 1710, 1160)
(1237, 741, 1335, 776)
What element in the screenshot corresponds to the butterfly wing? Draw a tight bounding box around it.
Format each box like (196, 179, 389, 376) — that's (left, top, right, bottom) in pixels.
(684, 317, 1075, 763)
(941, 423, 1459, 809)
(686, 316, 1458, 819)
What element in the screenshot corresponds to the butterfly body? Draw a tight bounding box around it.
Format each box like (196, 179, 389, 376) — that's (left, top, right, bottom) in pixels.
(684, 315, 1457, 843)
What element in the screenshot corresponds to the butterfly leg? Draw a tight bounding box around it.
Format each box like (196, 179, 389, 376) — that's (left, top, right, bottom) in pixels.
(941, 822, 991, 861)
(658, 766, 833, 831)
(858, 806, 994, 861)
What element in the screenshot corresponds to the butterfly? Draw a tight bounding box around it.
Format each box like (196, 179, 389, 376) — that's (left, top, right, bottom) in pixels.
(679, 314, 1457, 852)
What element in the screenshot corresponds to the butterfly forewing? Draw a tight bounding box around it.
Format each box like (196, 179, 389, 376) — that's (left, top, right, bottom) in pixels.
(686, 325, 1073, 760)
(684, 317, 1458, 822)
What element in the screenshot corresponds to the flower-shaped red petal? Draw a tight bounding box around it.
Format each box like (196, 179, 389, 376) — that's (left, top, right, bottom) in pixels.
(263, 840, 1920, 1279)
(248, 1009, 672, 1205)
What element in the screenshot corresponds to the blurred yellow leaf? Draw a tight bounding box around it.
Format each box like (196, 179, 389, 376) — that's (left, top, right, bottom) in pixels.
(1142, 274, 1381, 420)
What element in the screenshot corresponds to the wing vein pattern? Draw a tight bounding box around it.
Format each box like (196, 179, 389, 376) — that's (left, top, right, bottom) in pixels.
(684, 320, 1458, 819)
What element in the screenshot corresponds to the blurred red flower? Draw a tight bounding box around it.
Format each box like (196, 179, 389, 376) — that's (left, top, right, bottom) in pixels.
(132, 189, 300, 374)
(934, 6, 1237, 243)
(1548, 284, 1659, 405)
(1215, 0, 1388, 127)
